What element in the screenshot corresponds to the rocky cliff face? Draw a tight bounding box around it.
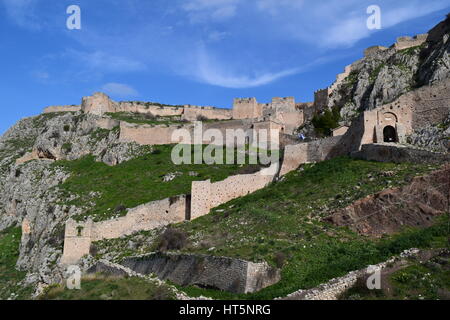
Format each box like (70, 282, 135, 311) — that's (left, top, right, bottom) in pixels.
(0, 112, 148, 296)
(329, 16, 450, 124)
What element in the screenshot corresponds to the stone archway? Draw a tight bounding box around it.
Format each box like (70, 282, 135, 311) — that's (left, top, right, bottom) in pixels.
(383, 126, 397, 143)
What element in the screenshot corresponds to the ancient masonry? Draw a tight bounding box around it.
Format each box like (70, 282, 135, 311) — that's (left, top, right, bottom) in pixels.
(314, 32, 429, 110)
(55, 74, 450, 268)
(30, 29, 447, 288)
(121, 252, 281, 294)
(60, 164, 278, 265)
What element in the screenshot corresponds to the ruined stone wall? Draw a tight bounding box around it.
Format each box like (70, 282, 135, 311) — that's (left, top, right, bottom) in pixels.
(121, 252, 281, 294)
(314, 88, 331, 109)
(92, 196, 187, 241)
(279, 136, 342, 176)
(297, 102, 316, 122)
(43, 105, 81, 113)
(61, 197, 187, 265)
(119, 122, 191, 145)
(191, 164, 278, 219)
(81, 92, 118, 115)
(351, 143, 450, 164)
(329, 64, 353, 93)
(364, 46, 388, 57)
(182, 106, 232, 121)
(394, 34, 428, 50)
(332, 126, 349, 137)
(60, 219, 93, 265)
(361, 78, 450, 145)
(232, 98, 263, 119)
(117, 102, 184, 117)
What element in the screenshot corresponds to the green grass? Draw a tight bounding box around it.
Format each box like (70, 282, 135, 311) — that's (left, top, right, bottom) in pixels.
(39, 275, 176, 300)
(53, 144, 265, 221)
(106, 112, 187, 126)
(93, 157, 446, 300)
(0, 227, 33, 300)
(341, 251, 450, 300)
(157, 157, 446, 299)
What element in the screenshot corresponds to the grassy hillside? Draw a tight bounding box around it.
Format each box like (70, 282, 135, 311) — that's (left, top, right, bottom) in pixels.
(40, 274, 176, 300)
(340, 251, 450, 300)
(0, 227, 32, 300)
(54, 144, 264, 221)
(94, 157, 448, 299)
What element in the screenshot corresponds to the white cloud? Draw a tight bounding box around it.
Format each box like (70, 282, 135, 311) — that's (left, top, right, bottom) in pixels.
(101, 83, 139, 98)
(182, 0, 240, 23)
(192, 47, 300, 88)
(257, 0, 305, 15)
(1, 0, 41, 29)
(207, 30, 229, 42)
(66, 50, 146, 73)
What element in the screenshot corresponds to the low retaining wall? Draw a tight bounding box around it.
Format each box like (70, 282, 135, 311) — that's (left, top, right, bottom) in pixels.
(121, 253, 280, 294)
(279, 248, 425, 300)
(351, 143, 450, 164)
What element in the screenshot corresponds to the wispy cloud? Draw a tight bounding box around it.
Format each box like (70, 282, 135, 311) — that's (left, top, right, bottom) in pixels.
(101, 83, 139, 98)
(190, 46, 301, 88)
(1, 0, 41, 29)
(182, 0, 240, 23)
(66, 49, 146, 73)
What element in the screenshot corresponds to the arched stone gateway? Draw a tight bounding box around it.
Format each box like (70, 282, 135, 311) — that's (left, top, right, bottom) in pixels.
(383, 126, 397, 143)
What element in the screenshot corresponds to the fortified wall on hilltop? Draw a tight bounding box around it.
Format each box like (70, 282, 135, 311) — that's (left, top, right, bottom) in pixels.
(313, 32, 430, 111)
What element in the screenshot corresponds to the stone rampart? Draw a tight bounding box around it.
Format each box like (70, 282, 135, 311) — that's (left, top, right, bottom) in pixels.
(61, 196, 187, 265)
(191, 164, 278, 219)
(279, 136, 342, 176)
(121, 252, 280, 294)
(394, 34, 428, 50)
(43, 105, 81, 113)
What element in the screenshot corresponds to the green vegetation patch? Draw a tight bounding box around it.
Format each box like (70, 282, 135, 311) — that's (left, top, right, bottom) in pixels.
(312, 106, 341, 136)
(53, 144, 265, 222)
(40, 275, 176, 300)
(107, 112, 187, 126)
(155, 157, 444, 299)
(341, 251, 450, 300)
(0, 227, 33, 300)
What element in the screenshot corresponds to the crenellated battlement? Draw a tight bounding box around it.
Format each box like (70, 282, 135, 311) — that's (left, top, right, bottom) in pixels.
(394, 34, 428, 50)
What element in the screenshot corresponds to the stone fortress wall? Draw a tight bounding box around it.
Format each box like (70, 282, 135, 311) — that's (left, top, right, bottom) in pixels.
(394, 34, 428, 50)
(51, 29, 449, 269)
(315, 32, 430, 111)
(61, 196, 187, 265)
(191, 163, 278, 219)
(43, 105, 81, 113)
(121, 252, 281, 294)
(280, 77, 450, 177)
(61, 164, 279, 265)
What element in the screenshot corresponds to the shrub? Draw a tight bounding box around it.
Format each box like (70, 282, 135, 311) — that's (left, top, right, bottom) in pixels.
(114, 204, 126, 213)
(144, 113, 156, 121)
(312, 106, 341, 136)
(157, 228, 188, 252)
(197, 115, 209, 121)
(63, 125, 71, 132)
(62, 143, 72, 153)
(274, 252, 286, 268)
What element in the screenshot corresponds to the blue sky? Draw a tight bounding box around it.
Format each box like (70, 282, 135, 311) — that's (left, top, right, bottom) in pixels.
(0, 0, 449, 134)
